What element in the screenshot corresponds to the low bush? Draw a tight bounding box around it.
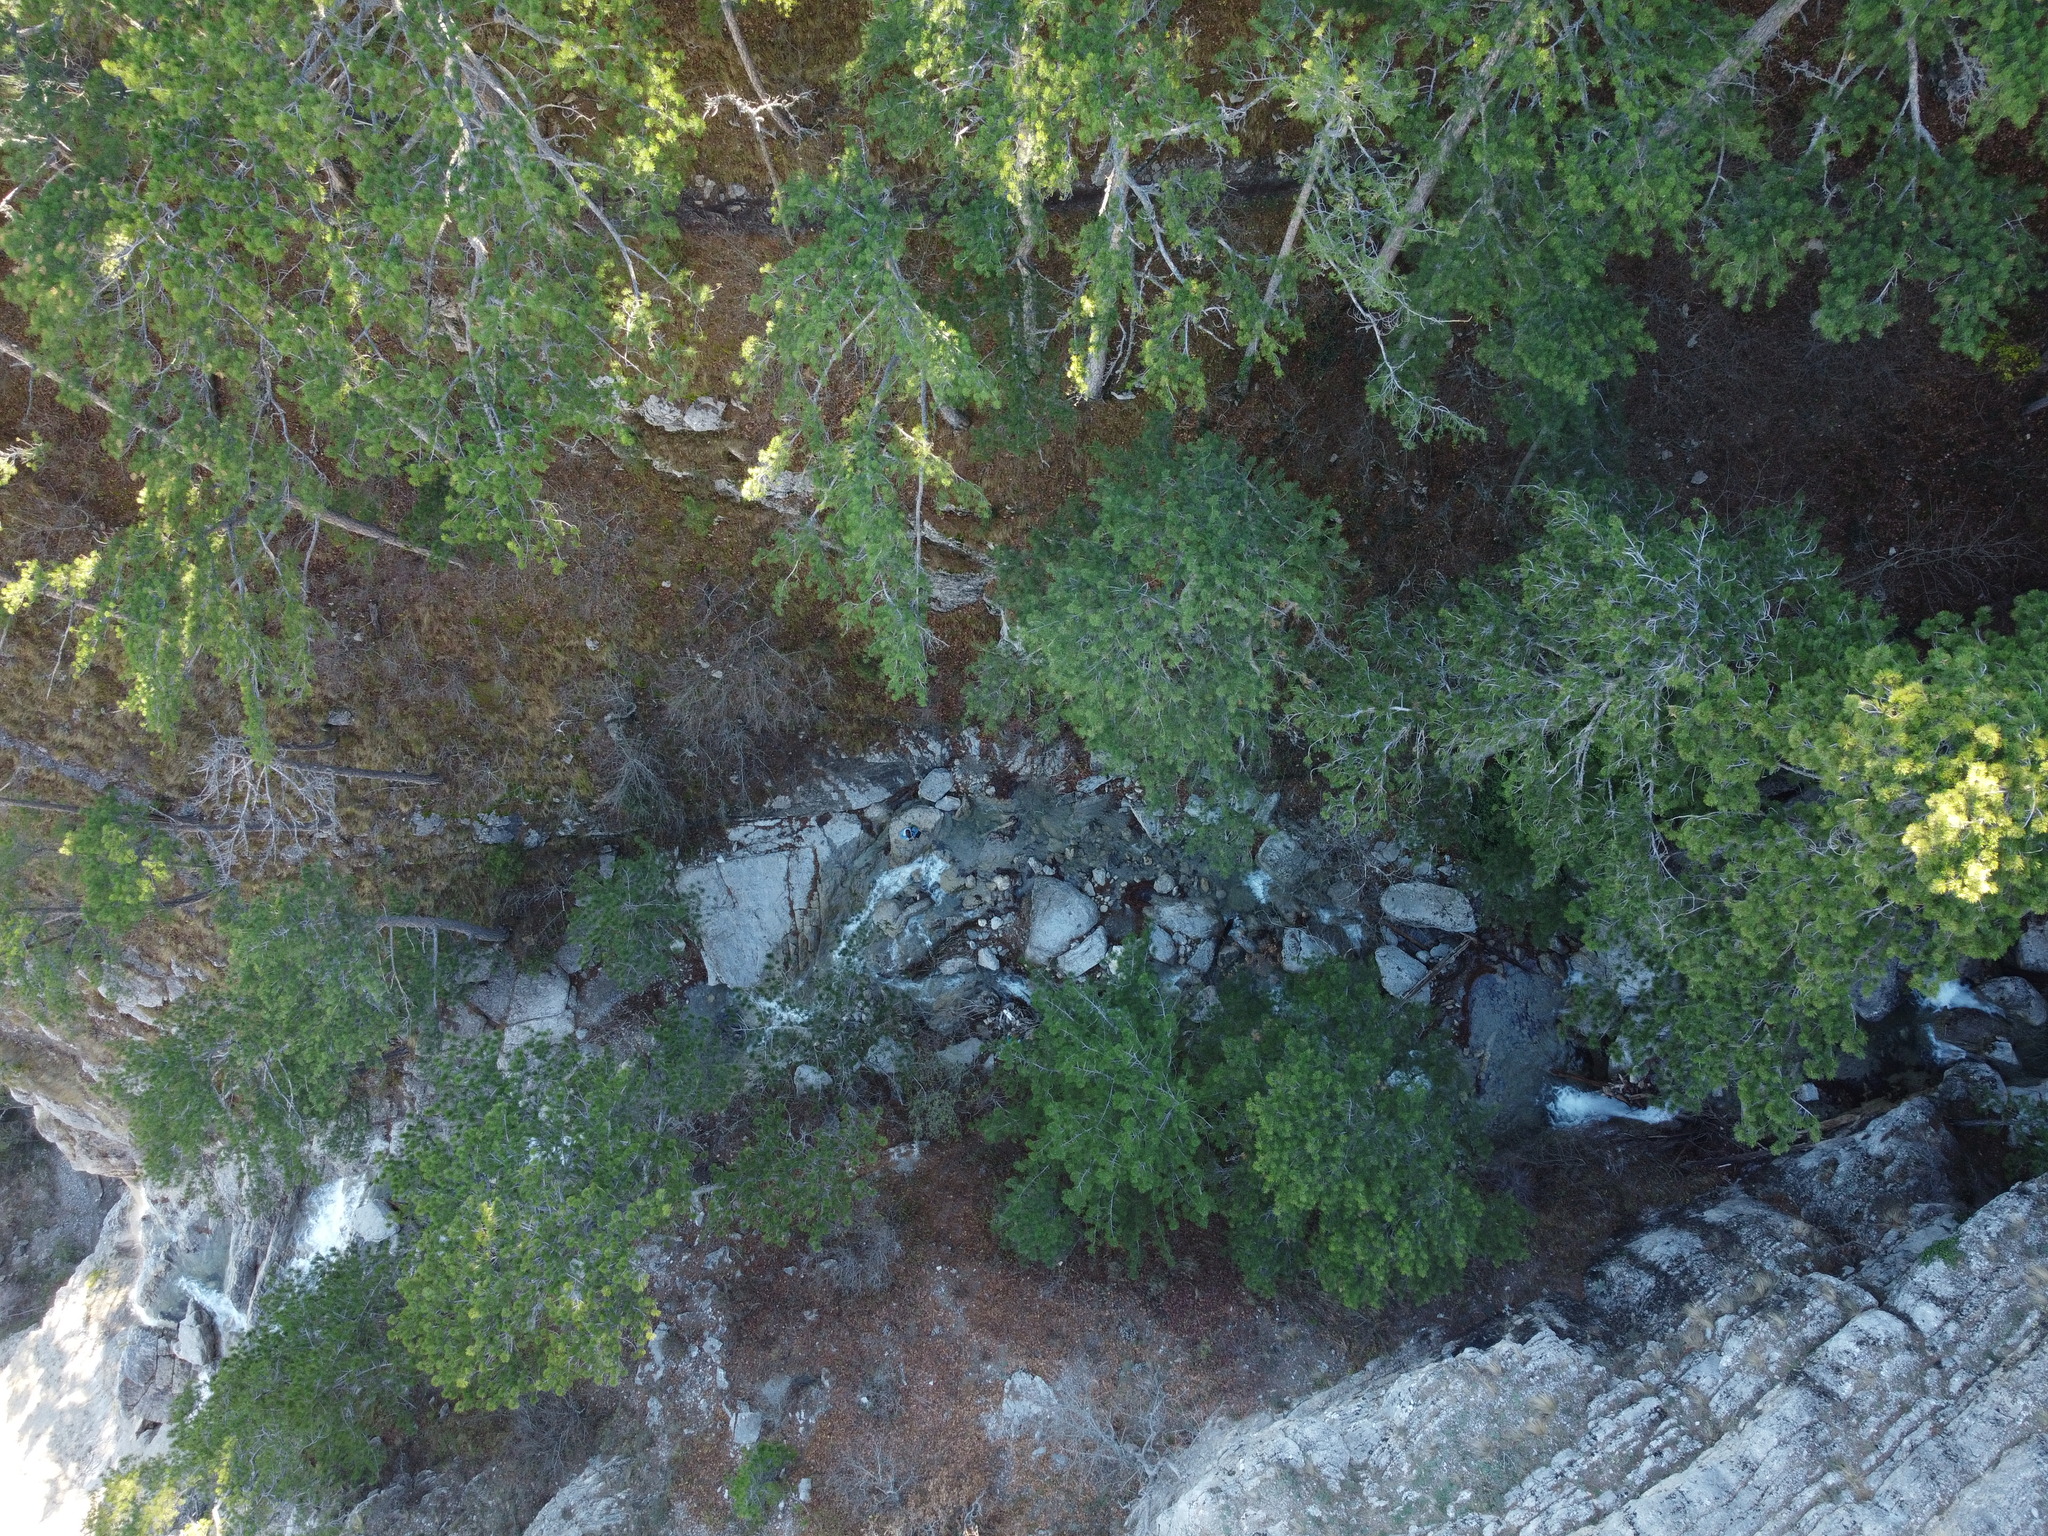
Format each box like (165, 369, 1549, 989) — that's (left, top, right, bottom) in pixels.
(988, 952, 1514, 1305)
(708, 1100, 886, 1250)
(1204, 963, 1521, 1308)
(388, 1041, 679, 1412)
(728, 1440, 800, 1525)
(987, 960, 1216, 1273)
(121, 865, 433, 1181)
(566, 849, 694, 993)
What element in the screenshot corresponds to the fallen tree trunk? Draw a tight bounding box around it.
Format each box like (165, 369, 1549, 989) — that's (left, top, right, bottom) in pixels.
(373, 915, 510, 943)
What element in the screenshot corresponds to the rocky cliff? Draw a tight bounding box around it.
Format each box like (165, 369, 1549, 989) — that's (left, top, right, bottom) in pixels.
(1132, 1082, 2048, 1536)
(6, 732, 2048, 1536)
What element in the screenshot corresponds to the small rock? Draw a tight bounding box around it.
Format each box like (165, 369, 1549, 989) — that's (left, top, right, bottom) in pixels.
(1850, 960, 1906, 1022)
(1152, 899, 1222, 941)
(1375, 944, 1430, 1000)
(1148, 925, 1178, 963)
(732, 1405, 763, 1448)
(1255, 832, 1318, 885)
(794, 1064, 832, 1092)
(474, 813, 524, 846)
(1186, 938, 1216, 973)
(1281, 927, 1337, 973)
(1155, 872, 1177, 895)
(935, 1038, 983, 1069)
(1025, 879, 1100, 965)
(984, 1371, 1057, 1442)
(1380, 881, 1477, 934)
(864, 1038, 908, 1077)
(1977, 975, 2048, 1029)
(976, 947, 1000, 971)
(325, 708, 354, 727)
(1057, 928, 1110, 977)
(1690, 468, 1709, 485)
(2015, 917, 2048, 973)
(918, 768, 956, 803)
(410, 810, 446, 837)
(639, 394, 727, 432)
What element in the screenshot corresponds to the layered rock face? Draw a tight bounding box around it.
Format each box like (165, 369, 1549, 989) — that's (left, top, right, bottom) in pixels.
(1134, 1094, 2048, 1536)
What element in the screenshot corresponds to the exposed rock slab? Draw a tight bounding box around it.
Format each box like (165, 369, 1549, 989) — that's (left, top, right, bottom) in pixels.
(1134, 1097, 2048, 1536)
(677, 813, 867, 987)
(0, 1197, 153, 1536)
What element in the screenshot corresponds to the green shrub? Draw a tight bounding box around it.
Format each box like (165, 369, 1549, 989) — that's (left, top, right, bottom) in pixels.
(1206, 964, 1520, 1309)
(122, 865, 431, 1180)
(708, 1101, 886, 1250)
(60, 795, 177, 935)
(989, 953, 1513, 1305)
(388, 1042, 678, 1412)
(973, 423, 1343, 832)
(643, 1001, 744, 1129)
(89, 1247, 415, 1536)
(0, 804, 166, 1014)
(728, 1440, 799, 1525)
(567, 850, 694, 993)
(986, 957, 1217, 1273)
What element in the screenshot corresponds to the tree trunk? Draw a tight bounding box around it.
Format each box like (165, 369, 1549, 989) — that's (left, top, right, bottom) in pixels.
(1648, 0, 1813, 144)
(1081, 138, 1131, 402)
(1241, 130, 1335, 378)
(373, 915, 510, 943)
(1371, 8, 1531, 286)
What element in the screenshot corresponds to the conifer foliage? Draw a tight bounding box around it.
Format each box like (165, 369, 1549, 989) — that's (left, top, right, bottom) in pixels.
(0, 0, 697, 749)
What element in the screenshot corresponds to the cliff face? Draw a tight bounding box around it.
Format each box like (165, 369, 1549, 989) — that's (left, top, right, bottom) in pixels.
(1132, 1087, 2048, 1536)
(0, 964, 312, 1535)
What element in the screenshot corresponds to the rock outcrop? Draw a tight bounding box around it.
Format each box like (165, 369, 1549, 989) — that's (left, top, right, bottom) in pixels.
(1132, 1094, 2048, 1536)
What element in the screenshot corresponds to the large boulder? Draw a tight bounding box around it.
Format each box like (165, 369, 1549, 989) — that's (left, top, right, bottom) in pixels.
(523, 1456, 670, 1536)
(2015, 916, 2048, 973)
(1132, 1094, 2046, 1536)
(1024, 879, 1099, 966)
(1464, 966, 1568, 1133)
(1379, 881, 1477, 935)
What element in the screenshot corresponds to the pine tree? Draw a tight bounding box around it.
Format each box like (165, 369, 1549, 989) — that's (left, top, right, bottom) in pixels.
(0, 1, 699, 749)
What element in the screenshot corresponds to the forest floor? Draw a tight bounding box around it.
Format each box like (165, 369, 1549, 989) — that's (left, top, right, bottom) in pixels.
(389, 1114, 1743, 1536)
